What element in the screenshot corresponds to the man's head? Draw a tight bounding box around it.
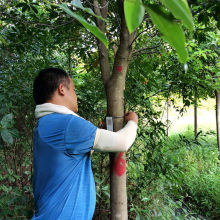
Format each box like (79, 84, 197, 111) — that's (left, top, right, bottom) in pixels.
(33, 68, 78, 112)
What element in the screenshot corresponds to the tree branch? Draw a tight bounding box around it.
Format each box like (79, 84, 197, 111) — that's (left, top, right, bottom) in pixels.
(133, 46, 160, 55)
(0, 12, 75, 30)
(110, 0, 136, 82)
(93, 0, 111, 87)
(131, 30, 158, 46)
(100, 0, 108, 18)
(130, 28, 149, 46)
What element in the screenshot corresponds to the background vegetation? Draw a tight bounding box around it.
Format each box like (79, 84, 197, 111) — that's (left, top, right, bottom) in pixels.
(0, 0, 219, 219)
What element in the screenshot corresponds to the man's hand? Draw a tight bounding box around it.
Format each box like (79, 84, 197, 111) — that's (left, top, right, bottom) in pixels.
(125, 112, 138, 124)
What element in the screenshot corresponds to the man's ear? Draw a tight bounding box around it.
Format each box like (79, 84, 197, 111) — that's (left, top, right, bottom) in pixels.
(57, 83, 65, 96)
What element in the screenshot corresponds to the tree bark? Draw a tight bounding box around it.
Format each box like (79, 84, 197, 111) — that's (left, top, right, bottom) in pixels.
(215, 90, 220, 155)
(166, 97, 169, 136)
(68, 41, 71, 76)
(108, 1, 135, 219)
(93, 0, 111, 89)
(94, 1, 135, 219)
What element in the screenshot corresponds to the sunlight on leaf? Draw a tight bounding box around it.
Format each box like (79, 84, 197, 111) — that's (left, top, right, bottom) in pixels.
(124, 0, 145, 33)
(145, 4, 188, 63)
(159, 0, 193, 31)
(71, 0, 105, 21)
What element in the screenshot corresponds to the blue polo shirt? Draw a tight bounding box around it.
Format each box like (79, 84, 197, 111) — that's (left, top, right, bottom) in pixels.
(32, 113, 97, 220)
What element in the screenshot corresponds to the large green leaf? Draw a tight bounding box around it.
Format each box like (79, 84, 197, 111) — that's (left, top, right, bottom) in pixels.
(59, 4, 108, 48)
(145, 4, 188, 63)
(71, 0, 104, 21)
(124, 0, 145, 33)
(1, 128, 13, 144)
(159, 0, 193, 31)
(1, 113, 13, 128)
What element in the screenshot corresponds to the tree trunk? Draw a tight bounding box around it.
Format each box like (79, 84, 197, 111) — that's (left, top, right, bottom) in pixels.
(194, 90, 198, 141)
(215, 90, 220, 155)
(94, 1, 135, 219)
(107, 1, 135, 217)
(107, 83, 127, 219)
(166, 97, 169, 136)
(68, 41, 71, 76)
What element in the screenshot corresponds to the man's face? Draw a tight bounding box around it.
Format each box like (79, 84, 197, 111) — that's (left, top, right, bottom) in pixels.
(64, 77, 78, 113)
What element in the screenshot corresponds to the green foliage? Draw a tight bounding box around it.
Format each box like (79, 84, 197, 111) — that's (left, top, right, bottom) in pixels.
(0, 184, 33, 219)
(124, 0, 193, 63)
(58, 3, 108, 48)
(159, 0, 193, 31)
(92, 153, 110, 219)
(0, 114, 19, 145)
(71, 0, 105, 21)
(145, 4, 188, 63)
(0, 0, 219, 219)
(1, 128, 13, 145)
(127, 128, 220, 219)
(1, 114, 13, 128)
(189, 0, 220, 29)
(164, 131, 220, 218)
(124, 0, 145, 33)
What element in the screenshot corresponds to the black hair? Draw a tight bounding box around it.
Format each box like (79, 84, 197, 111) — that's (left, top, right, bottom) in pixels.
(33, 68, 70, 104)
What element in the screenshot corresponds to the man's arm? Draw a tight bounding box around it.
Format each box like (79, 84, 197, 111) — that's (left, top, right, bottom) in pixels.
(93, 112, 138, 152)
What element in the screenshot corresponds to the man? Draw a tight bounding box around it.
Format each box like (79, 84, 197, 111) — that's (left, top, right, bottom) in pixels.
(32, 68, 138, 219)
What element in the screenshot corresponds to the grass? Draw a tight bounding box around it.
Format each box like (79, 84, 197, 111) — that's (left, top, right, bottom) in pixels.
(128, 127, 220, 219)
(161, 129, 220, 219)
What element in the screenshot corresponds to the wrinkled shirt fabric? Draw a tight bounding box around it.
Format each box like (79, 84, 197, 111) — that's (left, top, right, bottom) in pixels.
(32, 113, 97, 220)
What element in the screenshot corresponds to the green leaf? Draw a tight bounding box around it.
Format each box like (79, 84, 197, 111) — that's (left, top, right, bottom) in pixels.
(124, 0, 145, 33)
(1, 113, 13, 128)
(145, 4, 188, 63)
(1, 129, 13, 144)
(58, 4, 108, 48)
(136, 215, 141, 220)
(71, 0, 104, 21)
(31, 5, 38, 14)
(22, 5, 29, 13)
(0, 35, 8, 45)
(103, 191, 110, 198)
(159, 0, 193, 31)
(16, 3, 26, 8)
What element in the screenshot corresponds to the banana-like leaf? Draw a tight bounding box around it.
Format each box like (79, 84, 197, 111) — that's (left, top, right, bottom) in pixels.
(71, 0, 105, 21)
(159, 0, 193, 31)
(59, 4, 108, 48)
(145, 4, 188, 63)
(124, 0, 145, 33)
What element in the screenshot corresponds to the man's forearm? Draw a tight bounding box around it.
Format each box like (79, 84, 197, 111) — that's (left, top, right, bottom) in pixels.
(93, 120, 138, 152)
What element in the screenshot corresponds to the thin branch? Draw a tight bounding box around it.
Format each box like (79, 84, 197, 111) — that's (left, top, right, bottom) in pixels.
(147, 86, 172, 100)
(129, 50, 160, 60)
(100, 0, 108, 18)
(131, 29, 159, 46)
(93, 0, 111, 87)
(133, 46, 160, 55)
(0, 12, 75, 30)
(131, 28, 149, 46)
(83, 0, 109, 9)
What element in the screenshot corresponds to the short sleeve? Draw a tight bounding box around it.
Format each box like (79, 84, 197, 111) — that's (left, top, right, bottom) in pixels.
(65, 116, 97, 154)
